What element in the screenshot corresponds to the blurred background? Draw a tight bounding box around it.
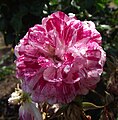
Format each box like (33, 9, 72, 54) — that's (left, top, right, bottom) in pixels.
(0, 0, 118, 120)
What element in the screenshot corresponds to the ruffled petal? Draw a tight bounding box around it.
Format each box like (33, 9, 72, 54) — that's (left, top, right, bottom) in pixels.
(15, 11, 106, 104)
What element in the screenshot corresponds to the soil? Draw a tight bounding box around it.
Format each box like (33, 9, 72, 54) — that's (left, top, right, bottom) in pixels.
(0, 74, 19, 120)
(0, 47, 19, 120)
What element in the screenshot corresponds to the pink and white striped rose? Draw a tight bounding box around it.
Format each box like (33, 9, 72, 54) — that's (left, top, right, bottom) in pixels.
(15, 11, 106, 104)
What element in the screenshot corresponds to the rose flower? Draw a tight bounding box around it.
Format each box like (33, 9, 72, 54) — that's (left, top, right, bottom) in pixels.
(15, 11, 106, 104)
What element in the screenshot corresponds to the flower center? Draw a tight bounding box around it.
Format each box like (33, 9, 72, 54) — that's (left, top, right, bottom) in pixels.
(53, 55, 62, 64)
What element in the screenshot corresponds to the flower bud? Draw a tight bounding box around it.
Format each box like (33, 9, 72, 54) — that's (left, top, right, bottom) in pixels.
(19, 101, 42, 120)
(8, 88, 23, 105)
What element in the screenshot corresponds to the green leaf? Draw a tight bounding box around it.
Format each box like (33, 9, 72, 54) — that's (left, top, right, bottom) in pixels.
(114, 0, 118, 5)
(82, 102, 104, 111)
(100, 25, 111, 30)
(105, 91, 114, 104)
(98, 24, 112, 31)
(71, 0, 80, 10)
(49, 0, 58, 5)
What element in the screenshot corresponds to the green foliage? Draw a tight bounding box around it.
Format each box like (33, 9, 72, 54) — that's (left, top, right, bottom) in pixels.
(0, 51, 15, 81)
(114, 0, 118, 5)
(0, 0, 47, 45)
(0, 65, 14, 81)
(82, 102, 104, 111)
